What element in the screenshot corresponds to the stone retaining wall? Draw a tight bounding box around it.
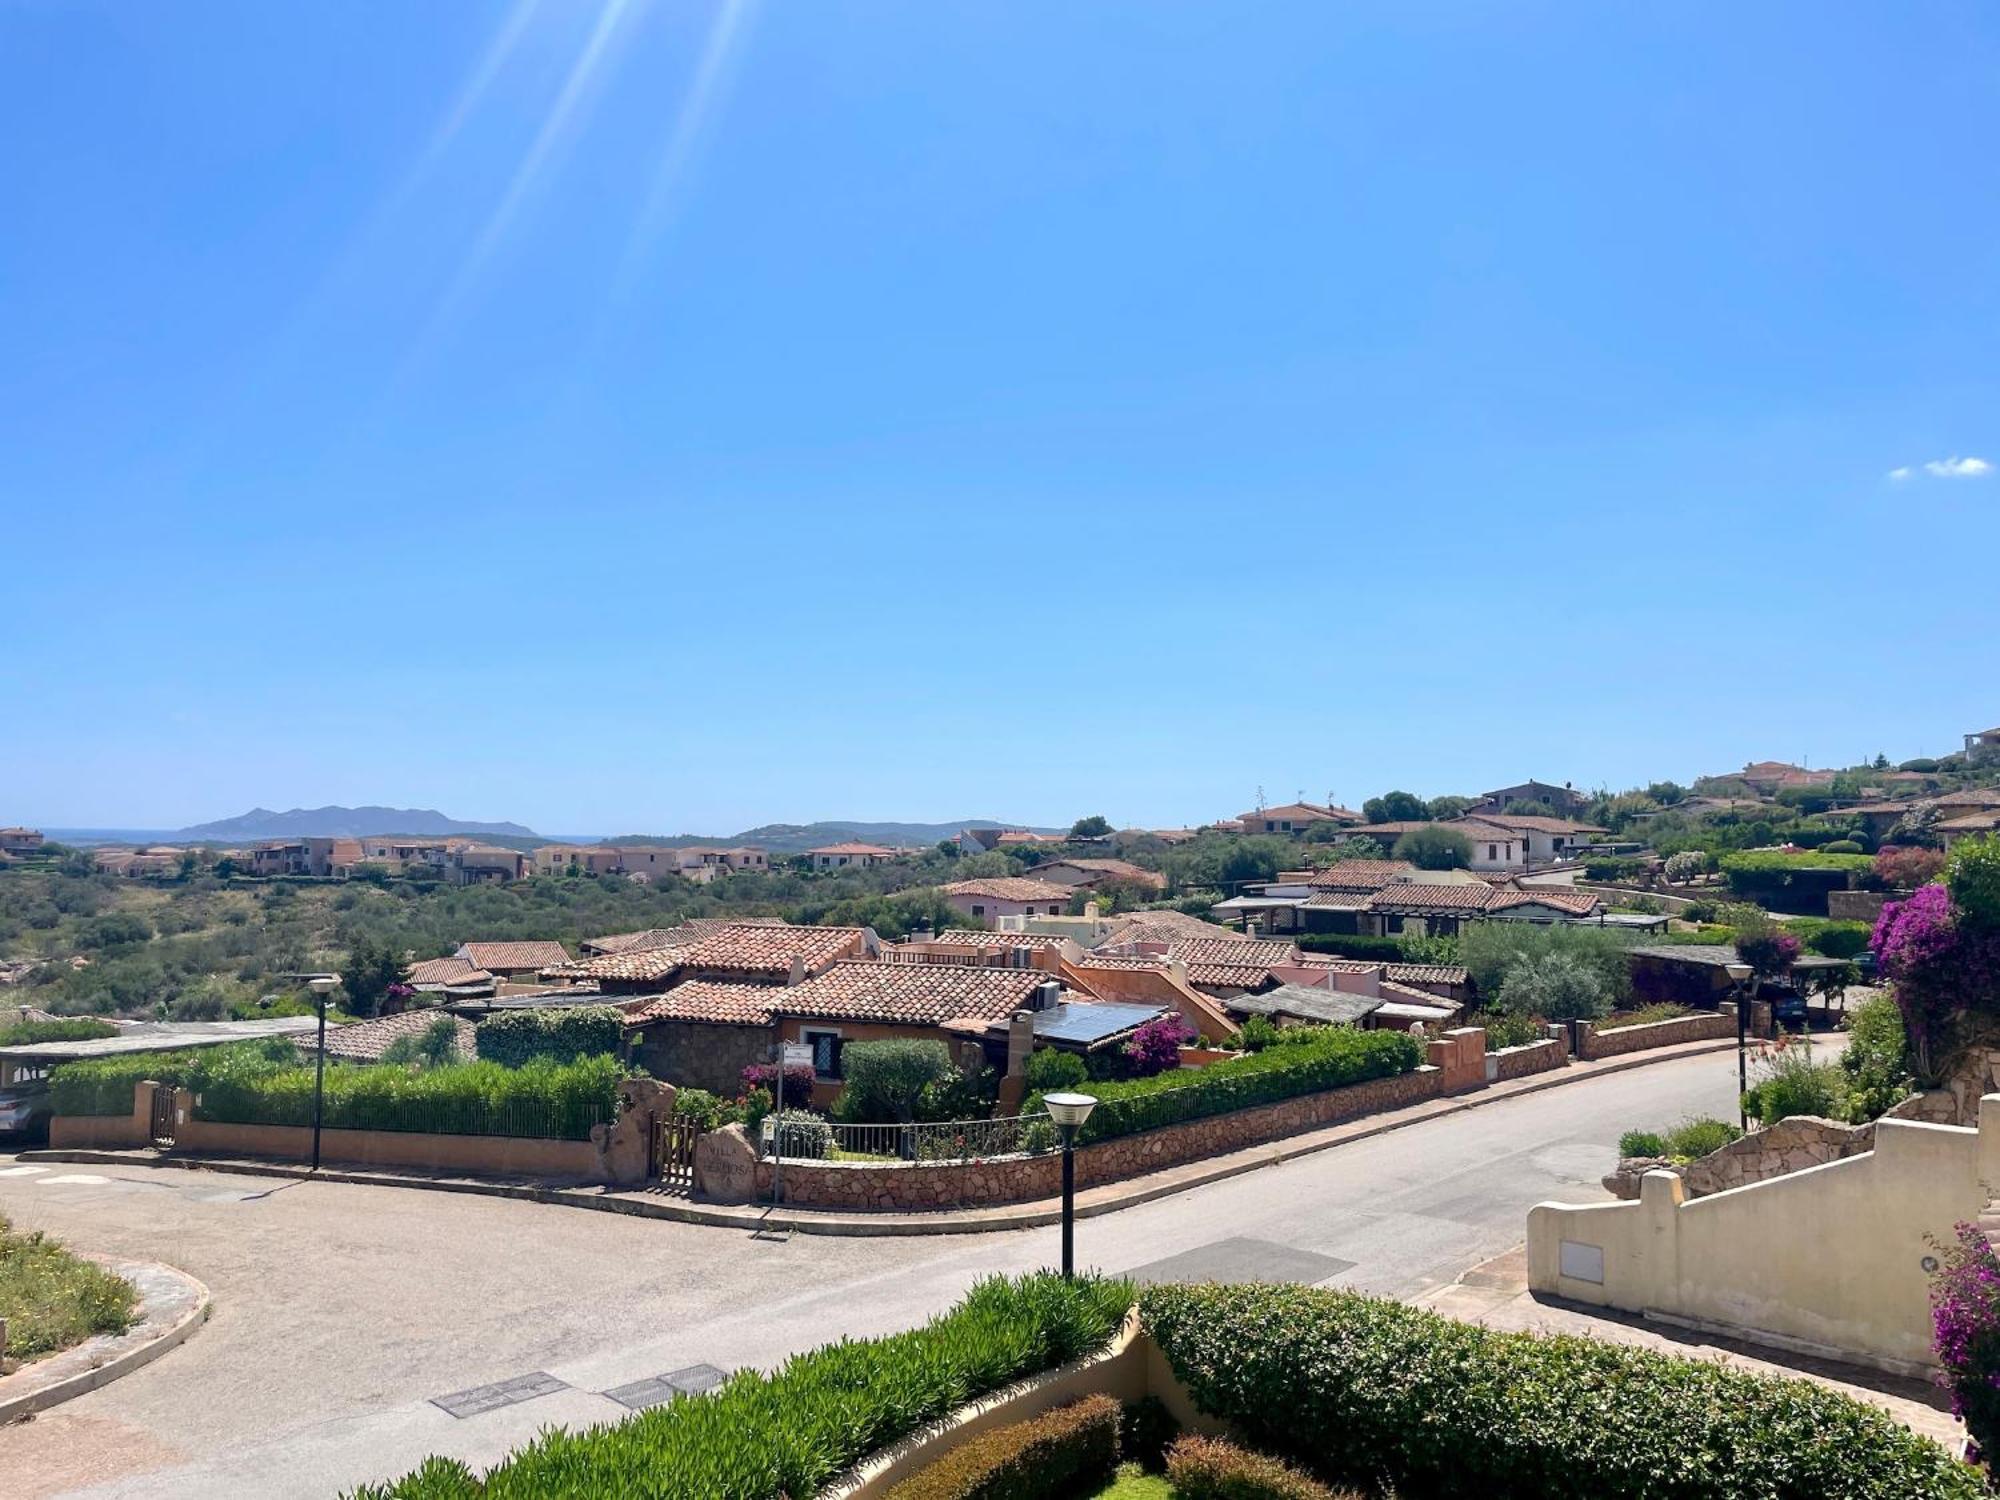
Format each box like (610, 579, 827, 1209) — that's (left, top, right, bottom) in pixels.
(1604, 1114, 1876, 1201)
(1577, 1008, 1735, 1061)
(745, 1065, 1445, 1212)
(1490, 1037, 1568, 1083)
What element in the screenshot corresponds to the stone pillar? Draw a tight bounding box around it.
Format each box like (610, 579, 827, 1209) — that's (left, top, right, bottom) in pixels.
(995, 1011, 1037, 1115)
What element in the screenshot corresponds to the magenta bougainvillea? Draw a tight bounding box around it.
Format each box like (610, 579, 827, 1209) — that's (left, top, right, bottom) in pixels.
(1874, 883, 2000, 1082)
(741, 1062, 815, 1108)
(1124, 1015, 1194, 1077)
(1930, 1221, 2000, 1466)
(1736, 929, 1801, 980)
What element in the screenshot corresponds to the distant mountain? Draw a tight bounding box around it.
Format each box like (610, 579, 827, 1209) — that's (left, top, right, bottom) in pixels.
(604, 819, 1063, 853)
(171, 806, 540, 842)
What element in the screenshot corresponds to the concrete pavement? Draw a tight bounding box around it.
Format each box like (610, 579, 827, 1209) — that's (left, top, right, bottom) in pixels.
(0, 1045, 1751, 1498)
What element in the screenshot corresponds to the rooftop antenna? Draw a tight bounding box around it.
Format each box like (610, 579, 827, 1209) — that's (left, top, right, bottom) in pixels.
(1255, 784, 1267, 812)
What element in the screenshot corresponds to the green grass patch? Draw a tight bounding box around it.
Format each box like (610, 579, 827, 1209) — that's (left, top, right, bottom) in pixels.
(1091, 1465, 1173, 1498)
(0, 1213, 136, 1363)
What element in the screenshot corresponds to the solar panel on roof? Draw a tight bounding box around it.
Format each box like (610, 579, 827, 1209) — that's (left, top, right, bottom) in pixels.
(1031, 1001, 1166, 1045)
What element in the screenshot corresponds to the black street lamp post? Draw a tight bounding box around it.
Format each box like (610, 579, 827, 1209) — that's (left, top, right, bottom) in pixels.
(1726, 961, 1753, 1131)
(1043, 1092, 1098, 1278)
(309, 977, 337, 1171)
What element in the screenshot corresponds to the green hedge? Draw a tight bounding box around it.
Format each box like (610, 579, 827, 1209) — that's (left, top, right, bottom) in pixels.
(197, 1055, 625, 1140)
(1296, 934, 1406, 962)
(1167, 1436, 1356, 1500)
(347, 1274, 1133, 1500)
(48, 1041, 293, 1117)
(1029, 1028, 1422, 1146)
(473, 1006, 624, 1067)
(884, 1394, 1119, 1500)
(1142, 1283, 1977, 1499)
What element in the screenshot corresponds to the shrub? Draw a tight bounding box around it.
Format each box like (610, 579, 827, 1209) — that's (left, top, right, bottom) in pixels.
(1498, 951, 1608, 1023)
(1948, 834, 2000, 932)
(1482, 1011, 1545, 1051)
(916, 1067, 998, 1123)
(1872, 883, 2000, 1084)
(1237, 1015, 1281, 1052)
(673, 1087, 730, 1132)
(1119, 1396, 1179, 1472)
(837, 1039, 954, 1123)
(1142, 1281, 1979, 1499)
(1123, 1016, 1192, 1078)
(1166, 1435, 1358, 1500)
(741, 1062, 815, 1109)
(1458, 923, 1633, 1010)
(193, 1053, 624, 1139)
(1930, 1222, 2000, 1472)
(348, 1274, 1134, 1500)
(1609, 1002, 1691, 1028)
(379, 1015, 464, 1069)
(1392, 825, 1472, 871)
(767, 1109, 833, 1159)
(1801, 920, 1872, 960)
(1874, 844, 1945, 891)
(1027, 1028, 1420, 1146)
(883, 1394, 1120, 1500)
(1618, 1129, 1668, 1159)
(473, 1006, 623, 1067)
(1662, 850, 1709, 884)
(1664, 1116, 1741, 1158)
(0, 1017, 117, 1046)
(0, 1212, 137, 1360)
(1820, 839, 1864, 855)
(1295, 934, 1406, 962)
(1841, 994, 1913, 1120)
(1024, 1048, 1089, 1093)
(1583, 856, 1646, 882)
(1741, 1039, 1852, 1126)
(1735, 929, 1800, 980)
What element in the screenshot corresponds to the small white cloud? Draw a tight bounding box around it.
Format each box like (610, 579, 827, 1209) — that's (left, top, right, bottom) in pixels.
(1923, 455, 1993, 479)
(1888, 466, 1913, 481)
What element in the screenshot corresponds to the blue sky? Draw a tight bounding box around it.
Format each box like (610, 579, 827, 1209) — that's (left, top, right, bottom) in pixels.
(4, 2, 1997, 835)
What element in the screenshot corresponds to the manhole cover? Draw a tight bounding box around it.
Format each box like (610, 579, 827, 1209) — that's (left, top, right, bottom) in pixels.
(431, 1371, 569, 1419)
(1120, 1236, 1354, 1286)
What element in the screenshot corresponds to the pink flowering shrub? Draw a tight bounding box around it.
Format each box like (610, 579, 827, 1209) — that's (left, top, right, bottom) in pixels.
(1874, 884, 2000, 1083)
(1123, 1016, 1194, 1078)
(1931, 1221, 2000, 1468)
(1736, 929, 1800, 980)
(741, 1062, 815, 1109)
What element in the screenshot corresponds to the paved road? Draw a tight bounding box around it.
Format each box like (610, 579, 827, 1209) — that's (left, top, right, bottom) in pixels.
(0, 1048, 1745, 1498)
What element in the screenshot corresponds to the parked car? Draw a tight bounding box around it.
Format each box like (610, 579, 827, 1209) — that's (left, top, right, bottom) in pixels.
(0, 1066, 53, 1142)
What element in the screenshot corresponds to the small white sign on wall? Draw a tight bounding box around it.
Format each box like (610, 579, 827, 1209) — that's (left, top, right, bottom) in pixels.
(1559, 1240, 1606, 1285)
(781, 1042, 814, 1070)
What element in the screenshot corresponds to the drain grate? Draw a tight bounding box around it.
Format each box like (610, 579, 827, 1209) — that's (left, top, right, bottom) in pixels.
(1119, 1236, 1354, 1287)
(603, 1363, 730, 1410)
(431, 1371, 569, 1419)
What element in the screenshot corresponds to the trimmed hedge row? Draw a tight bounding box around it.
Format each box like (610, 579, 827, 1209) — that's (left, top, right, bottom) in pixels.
(1030, 1028, 1422, 1146)
(48, 1040, 292, 1117)
(0, 1018, 118, 1047)
(1295, 934, 1406, 962)
(473, 1006, 623, 1067)
(197, 1055, 625, 1140)
(1142, 1283, 1979, 1499)
(346, 1274, 1133, 1499)
(1167, 1436, 1357, 1500)
(883, 1394, 1119, 1500)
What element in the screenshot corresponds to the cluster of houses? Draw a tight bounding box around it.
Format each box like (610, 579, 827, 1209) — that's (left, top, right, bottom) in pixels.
(1208, 860, 1647, 938)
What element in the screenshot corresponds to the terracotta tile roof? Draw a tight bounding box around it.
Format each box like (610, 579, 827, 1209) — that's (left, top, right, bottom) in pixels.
(1382, 963, 1470, 986)
(456, 941, 572, 971)
(1292, 957, 1380, 974)
(1940, 811, 2000, 832)
(1455, 814, 1606, 836)
(810, 842, 900, 856)
(930, 930, 1071, 949)
(1237, 802, 1362, 824)
(1298, 861, 1417, 891)
(551, 946, 690, 983)
(1303, 893, 1371, 911)
(677, 923, 870, 977)
(316, 1010, 477, 1063)
(581, 928, 685, 956)
(1380, 979, 1463, 1009)
(1365, 884, 1499, 913)
(940, 878, 1076, 904)
(1072, 953, 1171, 972)
(1095, 910, 1246, 947)
(627, 981, 779, 1027)
(1487, 888, 1602, 915)
(1169, 937, 1299, 968)
(781, 961, 1053, 1029)
(1037, 858, 1165, 886)
(1354, 820, 1432, 838)
(407, 956, 491, 987)
(1184, 962, 1278, 989)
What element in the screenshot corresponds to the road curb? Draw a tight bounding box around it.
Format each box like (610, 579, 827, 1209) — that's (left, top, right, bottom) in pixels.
(21, 1037, 1742, 1237)
(0, 1258, 209, 1424)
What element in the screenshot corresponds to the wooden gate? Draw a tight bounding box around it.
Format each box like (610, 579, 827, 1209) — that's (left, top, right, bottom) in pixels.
(650, 1117, 701, 1192)
(149, 1085, 177, 1147)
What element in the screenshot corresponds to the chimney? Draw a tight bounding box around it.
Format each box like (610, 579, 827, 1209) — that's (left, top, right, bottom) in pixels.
(1084, 900, 1100, 921)
(787, 954, 807, 986)
(1032, 979, 1061, 1011)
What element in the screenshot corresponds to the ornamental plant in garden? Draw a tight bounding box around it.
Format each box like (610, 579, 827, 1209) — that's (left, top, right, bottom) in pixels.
(1123, 1015, 1194, 1077)
(1873, 883, 2000, 1084)
(1734, 928, 1800, 980)
(1930, 1220, 2000, 1470)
